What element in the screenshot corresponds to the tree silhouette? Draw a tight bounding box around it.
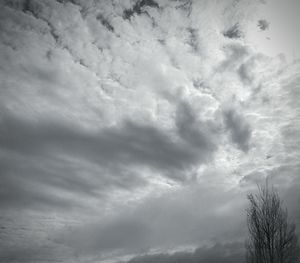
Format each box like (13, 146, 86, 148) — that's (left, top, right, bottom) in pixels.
(246, 183, 299, 263)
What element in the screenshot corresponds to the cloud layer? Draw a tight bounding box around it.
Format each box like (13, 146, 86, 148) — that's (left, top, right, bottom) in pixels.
(0, 0, 300, 262)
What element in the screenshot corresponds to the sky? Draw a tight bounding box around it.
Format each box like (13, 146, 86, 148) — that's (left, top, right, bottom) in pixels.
(0, 0, 300, 262)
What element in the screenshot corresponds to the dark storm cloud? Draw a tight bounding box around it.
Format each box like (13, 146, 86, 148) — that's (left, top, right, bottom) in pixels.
(223, 109, 252, 152)
(0, 107, 217, 210)
(124, 242, 245, 263)
(0, 153, 110, 210)
(0, 112, 201, 174)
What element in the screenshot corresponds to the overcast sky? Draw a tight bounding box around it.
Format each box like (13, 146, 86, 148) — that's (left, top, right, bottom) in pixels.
(0, 0, 300, 262)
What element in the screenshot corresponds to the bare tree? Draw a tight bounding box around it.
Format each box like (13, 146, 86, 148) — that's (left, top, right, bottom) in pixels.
(246, 183, 299, 263)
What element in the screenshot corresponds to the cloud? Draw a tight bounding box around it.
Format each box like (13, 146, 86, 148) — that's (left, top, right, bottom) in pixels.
(125, 242, 245, 263)
(123, 0, 159, 20)
(0, 0, 300, 262)
(219, 44, 250, 72)
(0, 104, 221, 212)
(223, 109, 252, 152)
(223, 23, 244, 39)
(0, 113, 194, 172)
(57, 182, 247, 260)
(175, 102, 218, 157)
(257, 19, 269, 31)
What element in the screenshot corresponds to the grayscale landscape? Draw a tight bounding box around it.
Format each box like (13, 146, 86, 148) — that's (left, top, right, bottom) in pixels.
(0, 0, 300, 262)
